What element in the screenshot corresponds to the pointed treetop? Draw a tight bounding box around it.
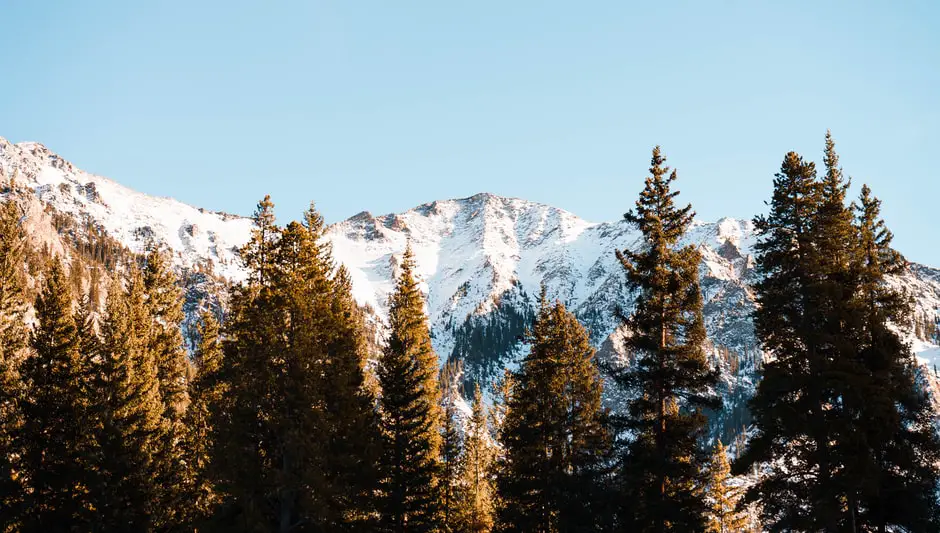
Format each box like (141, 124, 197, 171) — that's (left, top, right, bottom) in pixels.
(623, 145, 695, 247)
(822, 130, 849, 203)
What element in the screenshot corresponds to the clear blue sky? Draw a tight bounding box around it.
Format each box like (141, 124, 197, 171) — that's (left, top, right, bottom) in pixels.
(2, 1, 938, 264)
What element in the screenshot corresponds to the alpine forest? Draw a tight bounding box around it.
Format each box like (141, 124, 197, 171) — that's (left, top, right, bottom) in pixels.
(2, 133, 939, 533)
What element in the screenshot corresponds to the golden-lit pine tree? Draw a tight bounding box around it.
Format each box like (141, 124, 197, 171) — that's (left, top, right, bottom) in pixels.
(18, 260, 97, 530)
(704, 441, 746, 533)
(142, 246, 192, 528)
(215, 199, 380, 531)
(0, 198, 27, 529)
(94, 272, 167, 530)
(456, 384, 495, 533)
(181, 311, 226, 528)
(377, 244, 444, 532)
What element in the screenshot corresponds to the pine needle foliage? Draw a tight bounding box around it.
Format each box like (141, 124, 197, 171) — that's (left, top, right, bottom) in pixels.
(611, 147, 720, 533)
(377, 244, 445, 532)
(496, 294, 612, 532)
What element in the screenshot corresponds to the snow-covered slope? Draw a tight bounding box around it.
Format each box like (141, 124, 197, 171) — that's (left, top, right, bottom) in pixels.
(0, 138, 253, 281)
(327, 193, 761, 368)
(3, 137, 940, 439)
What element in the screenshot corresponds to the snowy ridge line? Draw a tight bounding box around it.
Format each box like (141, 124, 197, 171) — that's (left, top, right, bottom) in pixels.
(2, 136, 938, 371)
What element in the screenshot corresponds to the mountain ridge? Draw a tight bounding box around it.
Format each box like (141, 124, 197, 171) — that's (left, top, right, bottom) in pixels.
(3, 136, 940, 440)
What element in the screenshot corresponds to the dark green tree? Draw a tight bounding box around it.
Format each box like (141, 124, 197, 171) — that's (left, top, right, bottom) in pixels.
(496, 294, 612, 532)
(733, 148, 843, 531)
(377, 244, 444, 532)
(734, 134, 940, 532)
(843, 184, 940, 531)
(611, 147, 720, 533)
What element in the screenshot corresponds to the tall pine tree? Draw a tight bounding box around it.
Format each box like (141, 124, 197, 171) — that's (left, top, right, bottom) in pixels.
(18, 260, 97, 530)
(611, 146, 720, 532)
(844, 184, 940, 530)
(734, 134, 940, 531)
(704, 441, 747, 533)
(215, 198, 380, 531)
(496, 294, 612, 532)
(182, 311, 226, 528)
(732, 149, 838, 530)
(456, 384, 495, 533)
(93, 271, 167, 530)
(377, 244, 444, 532)
(142, 246, 192, 528)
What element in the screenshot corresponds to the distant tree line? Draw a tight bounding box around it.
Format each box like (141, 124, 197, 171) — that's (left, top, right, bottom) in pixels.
(0, 132, 937, 532)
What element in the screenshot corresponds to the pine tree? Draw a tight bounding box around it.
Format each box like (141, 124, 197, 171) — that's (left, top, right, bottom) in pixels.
(844, 185, 940, 531)
(93, 272, 167, 530)
(215, 199, 381, 531)
(704, 441, 746, 533)
(18, 260, 97, 530)
(143, 246, 190, 424)
(0, 198, 27, 531)
(240, 194, 278, 286)
(611, 147, 720, 532)
(496, 294, 612, 532)
(182, 311, 226, 528)
(440, 362, 464, 531)
(377, 244, 444, 532)
(212, 196, 290, 530)
(303, 214, 381, 530)
(732, 148, 839, 531)
(456, 384, 495, 533)
(142, 246, 192, 528)
(734, 135, 940, 532)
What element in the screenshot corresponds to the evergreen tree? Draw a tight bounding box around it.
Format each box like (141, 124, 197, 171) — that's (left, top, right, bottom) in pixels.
(704, 441, 746, 533)
(143, 246, 192, 528)
(735, 135, 940, 531)
(215, 199, 380, 531)
(143, 246, 190, 425)
(440, 362, 464, 531)
(732, 149, 839, 531)
(377, 244, 444, 532)
(94, 272, 167, 530)
(182, 311, 226, 528)
(456, 384, 495, 533)
(0, 198, 27, 531)
(611, 147, 720, 532)
(240, 194, 278, 286)
(496, 294, 612, 532)
(844, 185, 940, 531)
(304, 216, 381, 530)
(212, 196, 292, 530)
(18, 260, 96, 530)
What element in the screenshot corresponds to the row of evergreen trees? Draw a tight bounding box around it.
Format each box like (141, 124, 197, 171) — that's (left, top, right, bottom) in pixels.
(734, 133, 940, 531)
(0, 131, 937, 532)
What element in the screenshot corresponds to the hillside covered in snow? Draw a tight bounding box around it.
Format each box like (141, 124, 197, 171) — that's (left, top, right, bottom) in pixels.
(3, 136, 940, 441)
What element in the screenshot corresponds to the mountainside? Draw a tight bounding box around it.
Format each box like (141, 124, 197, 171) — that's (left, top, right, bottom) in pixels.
(3, 137, 940, 441)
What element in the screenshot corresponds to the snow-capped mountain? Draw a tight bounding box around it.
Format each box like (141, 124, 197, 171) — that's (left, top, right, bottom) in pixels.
(0, 138, 253, 281)
(3, 137, 940, 440)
